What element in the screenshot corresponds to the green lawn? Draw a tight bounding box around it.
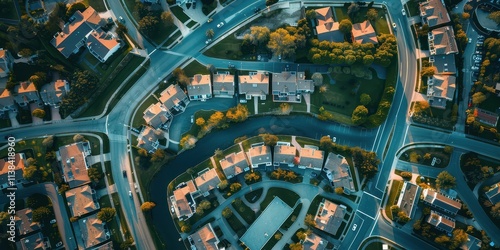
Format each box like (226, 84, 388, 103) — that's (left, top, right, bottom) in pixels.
(231, 198, 256, 224)
(132, 147, 174, 201)
(131, 95, 157, 129)
(181, 110, 220, 139)
(84, 0, 107, 12)
(244, 188, 263, 203)
(111, 193, 133, 242)
(84, 51, 100, 66)
(282, 203, 302, 230)
(260, 187, 299, 210)
(240, 136, 264, 151)
(123, 0, 140, 22)
(164, 30, 182, 47)
(333, 7, 349, 22)
(203, 34, 242, 60)
(406, 0, 421, 17)
(225, 212, 246, 237)
(333, 6, 389, 34)
(384, 180, 403, 220)
(0, 0, 19, 20)
(104, 161, 114, 185)
(171, 6, 190, 23)
(79, 55, 148, 117)
(0, 119, 11, 129)
(54, 134, 101, 155)
(183, 60, 210, 76)
(294, 136, 320, 147)
(399, 146, 451, 167)
(152, 20, 179, 45)
(186, 20, 197, 28)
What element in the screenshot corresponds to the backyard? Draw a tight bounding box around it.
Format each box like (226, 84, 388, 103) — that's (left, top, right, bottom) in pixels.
(333, 6, 390, 35)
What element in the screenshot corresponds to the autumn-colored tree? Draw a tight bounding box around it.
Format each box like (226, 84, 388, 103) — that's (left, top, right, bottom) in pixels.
(97, 208, 116, 222)
(367, 8, 378, 21)
(436, 171, 456, 190)
(334, 187, 344, 194)
(421, 66, 436, 77)
(339, 19, 353, 34)
(196, 117, 205, 126)
(360, 93, 371, 105)
(87, 167, 102, 183)
(218, 180, 228, 190)
(488, 11, 500, 24)
(73, 134, 85, 142)
(208, 111, 225, 127)
(141, 201, 156, 212)
(250, 26, 270, 45)
(351, 105, 369, 125)
(42, 135, 54, 148)
(311, 72, 323, 86)
(267, 28, 296, 59)
(222, 207, 232, 218)
(206, 29, 214, 38)
(304, 214, 316, 227)
(151, 149, 166, 163)
(230, 182, 242, 193)
(471, 92, 486, 105)
(289, 242, 303, 250)
(226, 104, 249, 122)
(260, 133, 278, 146)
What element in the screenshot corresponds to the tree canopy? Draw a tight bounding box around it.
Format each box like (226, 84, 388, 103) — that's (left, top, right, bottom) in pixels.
(267, 28, 296, 59)
(436, 171, 456, 190)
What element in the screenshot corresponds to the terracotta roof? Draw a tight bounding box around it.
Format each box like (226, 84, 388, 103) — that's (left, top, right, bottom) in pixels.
(159, 84, 188, 111)
(14, 82, 40, 104)
(40, 79, 69, 106)
(65, 185, 98, 217)
(136, 126, 160, 153)
(78, 214, 109, 249)
(272, 71, 314, 94)
(172, 180, 197, 219)
(58, 142, 91, 188)
(248, 145, 272, 166)
(422, 189, 461, 214)
(273, 145, 297, 166)
(314, 199, 345, 234)
(427, 74, 455, 108)
(460, 234, 482, 250)
(0, 153, 25, 180)
(143, 102, 171, 129)
(189, 223, 220, 250)
(15, 208, 41, 236)
(429, 26, 458, 55)
(194, 168, 221, 194)
(188, 74, 212, 97)
(239, 72, 269, 96)
(427, 210, 455, 233)
(299, 147, 324, 169)
(0, 88, 14, 111)
(16, 232, 47, 250)
(473, 108, 499, 127)
(351, 21, 378, 44)
(419, 0, 451, 27)
(212, 72, 235, 93)
(86, 29, 121, 61)
(303, 233, 327, 250)
(315, 7, 334, 26)
(220, 151, 249, 178)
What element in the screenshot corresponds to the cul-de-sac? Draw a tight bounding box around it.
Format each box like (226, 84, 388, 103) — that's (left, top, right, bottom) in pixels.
(1, 0, 500, 249)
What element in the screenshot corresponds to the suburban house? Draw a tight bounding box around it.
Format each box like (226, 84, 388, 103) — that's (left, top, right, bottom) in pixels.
(426, 74, 456, 109)
(486, 183, 500, 204)
(298, 146, 324, 170)
(85, 29, 121, 62)
(212, 71, 235, 98)
(14, 82, 40, 107)
(473, 108, 499, 127)
(16, 232, 48, 250)
(65, 184, 99, 217)
(77, 214, 110, 249)
(0, 48, 14, 78)
(238, 72, 269, 100)
(159, 84, 189, 114)
(219, 150, 250, 179)
(421, 189, 462, 215)
(419, 0, 450, 28)
(428, 26, 458, 55)
(429, 54, 456, 75)
(0, 88, 16, 116)
(323, 153, 355, 194)
(315, 7, 343, 43)
(187, 74, 212, 101)
(351, 20, 378, 44)
(194, 168, 221, 196)
(15, 208, 41, 236)
(171, 180, 198, 221)
(136, 126, 161, 154)
(427, 210, 455, 234)
(461, 234, 482, 250)
(40, 79, 70, 107)
(247, 145, 272, 168)
(303, 233, 327, 250)
(272, 71, 314, 103)
(51, 6, 121, 62)
(273, 143, 297, 168)
(188, 223, 220, 250)
(142, 102, 172, 130)
(0, 153, 27, 190)
(57, 142, 91, 188)
(314, 198, 346, 235)
(396, 181, 422, 219)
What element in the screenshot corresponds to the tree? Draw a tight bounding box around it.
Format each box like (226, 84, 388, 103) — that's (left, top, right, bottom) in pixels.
(319, 136, 333, 151)
(390, 205, 400, 214)
(306, 9, 317, 19)
(70, 216, 79, 222)
(397, 211, 410, 223)
(434, 235, 450, 245)
(226, 104, 249, 122)
(208, 111, 225, 127)
(139, 15, 160, 36)
(436, 171, 456, 190)
(491, 202, 500, 218)
(311, 73, 323, 86)
(138, 148, 148, 157)
(244, 171, 261, 183)
(151, 149, 166, 163)
(274, 232, 282, 240)
(462, 13, 470, 19)
(206, 29, 214, 39)
(334, 187, 344, 194)
(363, 55, 374, 65)
(351, 105, 369, 125)
(450, 229, 468, 249)
(347, 3, 360, 17)
(161, 11, 174, 24)
(289, 242, 303, 250)
(66, 2, 86, 19)
(195, 117, 206, 126)
(42, 135, 54, 148)
(0, 211, 9, 227)
(222, 207, 232, 218)
(471, 92, 486, 105)
(27, 194, 50, 209)
(423, 153, 431, 160)
(97, 208, 116, 222)
(32, 108, 45, 119)
(230, 182, 242, 193)
(266, 0, 278, 6)
(488, 11, 500, 25)
(250, 26, 271, 45)
(87, 167, 102, 183)
(32, 206, 52, 222)
(267, 28, 296, 59)
(121, 238, 134, 250)
(260, 133, 278, 146)
(304, 214, 316, 227)
(360, 94, 371, 105)
(339, 19, 353, 34)
(421, 66, 436, 77)
(73, 134, 85, 142)
(23, 165, 41, 182)
(218, 180, 228, 190)
(18, 48, 32, 57)
(367, 8, 378, 21)
(141, 202, 156, 212)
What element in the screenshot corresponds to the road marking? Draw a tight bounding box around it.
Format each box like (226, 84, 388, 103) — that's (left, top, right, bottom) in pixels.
(403, 124, 410, 145)
(105, 115, 109, 135)
(369, 210, 381, 236)
(348, 215, 365, 250)
(371, 126, 382, 152)
(357, 210, 376, 220)
(363, 191, 381, 201)
(148, 48, 157, 56)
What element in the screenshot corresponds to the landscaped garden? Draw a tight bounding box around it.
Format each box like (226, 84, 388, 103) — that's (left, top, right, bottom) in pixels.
(399, 145, 453, 168)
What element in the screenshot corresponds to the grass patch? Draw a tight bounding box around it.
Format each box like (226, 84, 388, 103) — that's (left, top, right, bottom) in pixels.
(104, 161, 114, 185)
(111, 193, 131, 241)
(152, 20, 179, 45)
(79, 55, 147, 117)
(181, 110, 218, 138)
(83, 0, 107, 12)
(164, 30, 182, 47)
(0, 0, 19, 20)
(406, 1, 420, 17)
(334, 7, 349, 22)
(183, 60, 210, 76)
(294, 136, 320, 147)
(203, 34, 242, 60)
(260, 187, 299, 210)
(282, 203, 302, 230)
(171, 6, 190, 23)
(225, 212, 246, 237)
(0, 118, 11, 129)
(384, 180, 403, 220)
(186, 20, 197, 28)
(262, 234, 280, 250)
(231, 198, 256, 224)
(399, 146, 451, 167)
(244, 188, 263, 203)
(84, 51, 100, 65)
(131, 95, 157, 129)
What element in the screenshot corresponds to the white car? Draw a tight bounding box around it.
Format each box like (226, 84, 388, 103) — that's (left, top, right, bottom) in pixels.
(392, 23, 397, 29)
(50, 219, 56, 224)
(468, 38, 472, 43)
(352, 224, 357, 231)
(191, 115, 194, 123)
(217, 22, 224, 28)
(205, 39, 212, 44)
(402, 9, 406, 16)
(129, 191, 132, 198)
(332, 137, 337, 143)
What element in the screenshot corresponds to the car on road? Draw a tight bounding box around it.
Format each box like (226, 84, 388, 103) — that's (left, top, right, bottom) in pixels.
(119, 16, 125, 23)
(55, 242, 63, 248)
(352, 224, 357, 231)
(123, 170, 127, 178)
(207, 18, 213, 23)
(402, 9, 406, 16)
(254, 7, 261, 13)
(170, 205, 175, 213)
(468, 38, 472, 43)
(217, 22, 224, 28)
(392, 23, 397, 29)
(332, 137, 337, 143)
(205, 39, 212, 44)
(191, 115, 194, 123)
(129, 191, 132, 198)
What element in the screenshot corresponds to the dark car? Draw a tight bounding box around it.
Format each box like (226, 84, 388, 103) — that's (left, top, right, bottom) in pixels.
(254, 7, 261, 13)
(123, 170, 127, 178)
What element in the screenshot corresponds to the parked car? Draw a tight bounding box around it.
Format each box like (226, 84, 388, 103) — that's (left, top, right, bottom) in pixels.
(205, 39, 212, 44)
(207, 18, 213, 23)
(402, 8, 406, 16)
(55, 242, 63, 248)
(254, 7, 261, 13)
(50, 219, 56, 224)
(468, 38, 472, 43)
(129, 191, 132, 198)
(310, 172, 318, 177)
(191, 115, 194, 123)
(392, 23, 397, 29)
(217, 22, 224, 28)
(123, 170, 127, 178)
(119, 16, 125, 23)
(352, 224, 358, 231)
